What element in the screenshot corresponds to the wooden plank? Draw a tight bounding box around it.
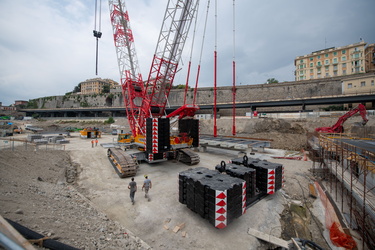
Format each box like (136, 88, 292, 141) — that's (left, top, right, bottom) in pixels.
(172, 226, 180, 233)
(291, 238, 302, 250)
(0, 216, 36, 250)
(172, 222, 185, 233)
(247, 228, 289, 249)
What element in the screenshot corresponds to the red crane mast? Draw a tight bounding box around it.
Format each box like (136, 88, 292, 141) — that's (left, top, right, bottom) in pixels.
(108, 0, 144, 137)
(140, 0, 198, 135)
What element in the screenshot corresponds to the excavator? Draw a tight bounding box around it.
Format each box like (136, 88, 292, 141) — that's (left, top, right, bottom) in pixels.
(315, 103, 368, 133)
(104, 0, 200, 175)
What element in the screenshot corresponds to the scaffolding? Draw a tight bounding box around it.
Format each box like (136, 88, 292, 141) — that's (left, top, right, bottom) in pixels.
(309, 134, 375, 249)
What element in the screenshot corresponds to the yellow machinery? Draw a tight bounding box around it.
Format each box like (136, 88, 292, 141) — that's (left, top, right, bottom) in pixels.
(80, 128, 101, 139)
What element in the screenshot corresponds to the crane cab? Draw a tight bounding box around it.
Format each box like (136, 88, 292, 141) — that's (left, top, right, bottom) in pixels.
(117, 133, 134, 143)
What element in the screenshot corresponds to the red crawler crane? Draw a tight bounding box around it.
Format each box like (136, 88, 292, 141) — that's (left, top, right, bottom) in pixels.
(108, 0, 200, 164)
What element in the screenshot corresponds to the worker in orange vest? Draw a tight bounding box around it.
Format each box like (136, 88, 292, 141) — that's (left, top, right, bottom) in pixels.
(91, 140, 94, 148)
(95, 139, 98, 147)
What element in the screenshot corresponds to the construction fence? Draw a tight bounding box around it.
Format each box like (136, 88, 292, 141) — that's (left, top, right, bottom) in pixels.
(310, 134, 375, 249)
(0, 138, 66, 151)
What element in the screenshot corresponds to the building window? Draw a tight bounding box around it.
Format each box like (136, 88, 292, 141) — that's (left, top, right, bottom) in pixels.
(343, 70, 346, 75)
(310, 57, 313, 61)
(300, 59, 304, 63)
(325, 53, 329, 58)
(310, 69, 313, 73)
(333, 65, 338, 71)
(317, 61, 322, 66)
(361, 81, 366, 87)
(342, 56, 346, 61)
(372, 80, 374, 86)
(348, 83, 352, 88)
(325, 66, 329, 71)
(326, 72, 329, 77)
(353, 53, 360, 59)
(317, 55, 321, 59)
(342, 63, 347, 68)
(333, 58, 338, 64)
(342, 50, 346, 54)
(333, 51, 337, 56)
(325, 59, 330, 65)
(310, 62, 313, 67)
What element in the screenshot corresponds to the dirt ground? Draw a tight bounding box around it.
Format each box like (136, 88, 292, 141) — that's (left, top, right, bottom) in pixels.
(1, 116, 372, 249)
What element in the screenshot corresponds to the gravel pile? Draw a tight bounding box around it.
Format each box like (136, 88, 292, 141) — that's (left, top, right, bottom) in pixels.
(0, 148, 150, 250)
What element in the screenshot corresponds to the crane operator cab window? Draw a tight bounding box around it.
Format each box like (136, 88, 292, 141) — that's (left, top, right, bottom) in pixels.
(118, 134, 132, 140)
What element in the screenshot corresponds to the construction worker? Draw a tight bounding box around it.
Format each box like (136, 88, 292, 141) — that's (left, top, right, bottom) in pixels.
(142, 175, 152, 201)
(95, 138, 98, 146)
(128, 177, 137, 205)
(91, 140, 94, 148)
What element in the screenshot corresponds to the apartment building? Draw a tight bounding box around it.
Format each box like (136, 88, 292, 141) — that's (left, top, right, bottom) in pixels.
(295, 41, 375, 81)
(80, 78, 119, 95)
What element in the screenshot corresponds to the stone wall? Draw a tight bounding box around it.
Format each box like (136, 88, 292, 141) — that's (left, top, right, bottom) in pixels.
(168, 79, 342, 106)
(29, 78, 342, 110)
(29, 93, 123, 109)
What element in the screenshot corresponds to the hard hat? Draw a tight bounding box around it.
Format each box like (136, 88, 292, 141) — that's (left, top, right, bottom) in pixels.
(144, 174, 148, 178)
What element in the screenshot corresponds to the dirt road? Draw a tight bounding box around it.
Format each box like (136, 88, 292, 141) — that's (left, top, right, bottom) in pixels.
(2, 116, 358, 249)
(66, 133, 325, 249)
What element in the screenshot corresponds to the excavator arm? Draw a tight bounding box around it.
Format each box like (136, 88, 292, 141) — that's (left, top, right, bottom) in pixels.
(315, 104, 368, 133)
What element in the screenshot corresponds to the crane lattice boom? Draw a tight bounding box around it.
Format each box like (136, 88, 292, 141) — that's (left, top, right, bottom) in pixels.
(109, 0, 198, 136)
(109, 0, 144, 136)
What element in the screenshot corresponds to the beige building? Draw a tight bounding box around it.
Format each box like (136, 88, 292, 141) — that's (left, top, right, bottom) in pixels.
(342, 73, 375, 109)
(365, 43, 375, 73)
(80, 78, 119, 95)
(342, 73, 375, 95)
(295, 41, 375, 81)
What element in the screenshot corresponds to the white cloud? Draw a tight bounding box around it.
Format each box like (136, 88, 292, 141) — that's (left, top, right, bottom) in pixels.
(0, 0, 374, 106)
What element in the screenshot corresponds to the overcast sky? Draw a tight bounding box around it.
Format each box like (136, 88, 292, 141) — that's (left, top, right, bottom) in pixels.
(0, 0, 374, 106)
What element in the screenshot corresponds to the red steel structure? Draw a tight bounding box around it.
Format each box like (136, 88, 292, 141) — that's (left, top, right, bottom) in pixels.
(109, 0, 144, 137)
(108, 0, 198, 137)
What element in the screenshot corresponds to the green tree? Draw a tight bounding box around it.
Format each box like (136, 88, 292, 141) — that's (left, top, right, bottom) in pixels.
(104, 117, 115, 124)
(172, 84, 188, 89)
(266, 78, 279, 84)
(73, 83, 81, 93)
(102, 85, 110, 93)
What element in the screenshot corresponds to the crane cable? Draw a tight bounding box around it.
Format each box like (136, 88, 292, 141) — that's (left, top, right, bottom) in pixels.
(183, 0, 201, 105)
(192, 0, 211, 105)
(232, 0, 236, 136)
(93, 0, 102, 75)
(213, 0, 217, 137)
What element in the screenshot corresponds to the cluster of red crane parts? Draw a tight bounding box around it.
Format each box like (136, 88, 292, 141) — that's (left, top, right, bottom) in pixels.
(315, 103, 368, 133)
